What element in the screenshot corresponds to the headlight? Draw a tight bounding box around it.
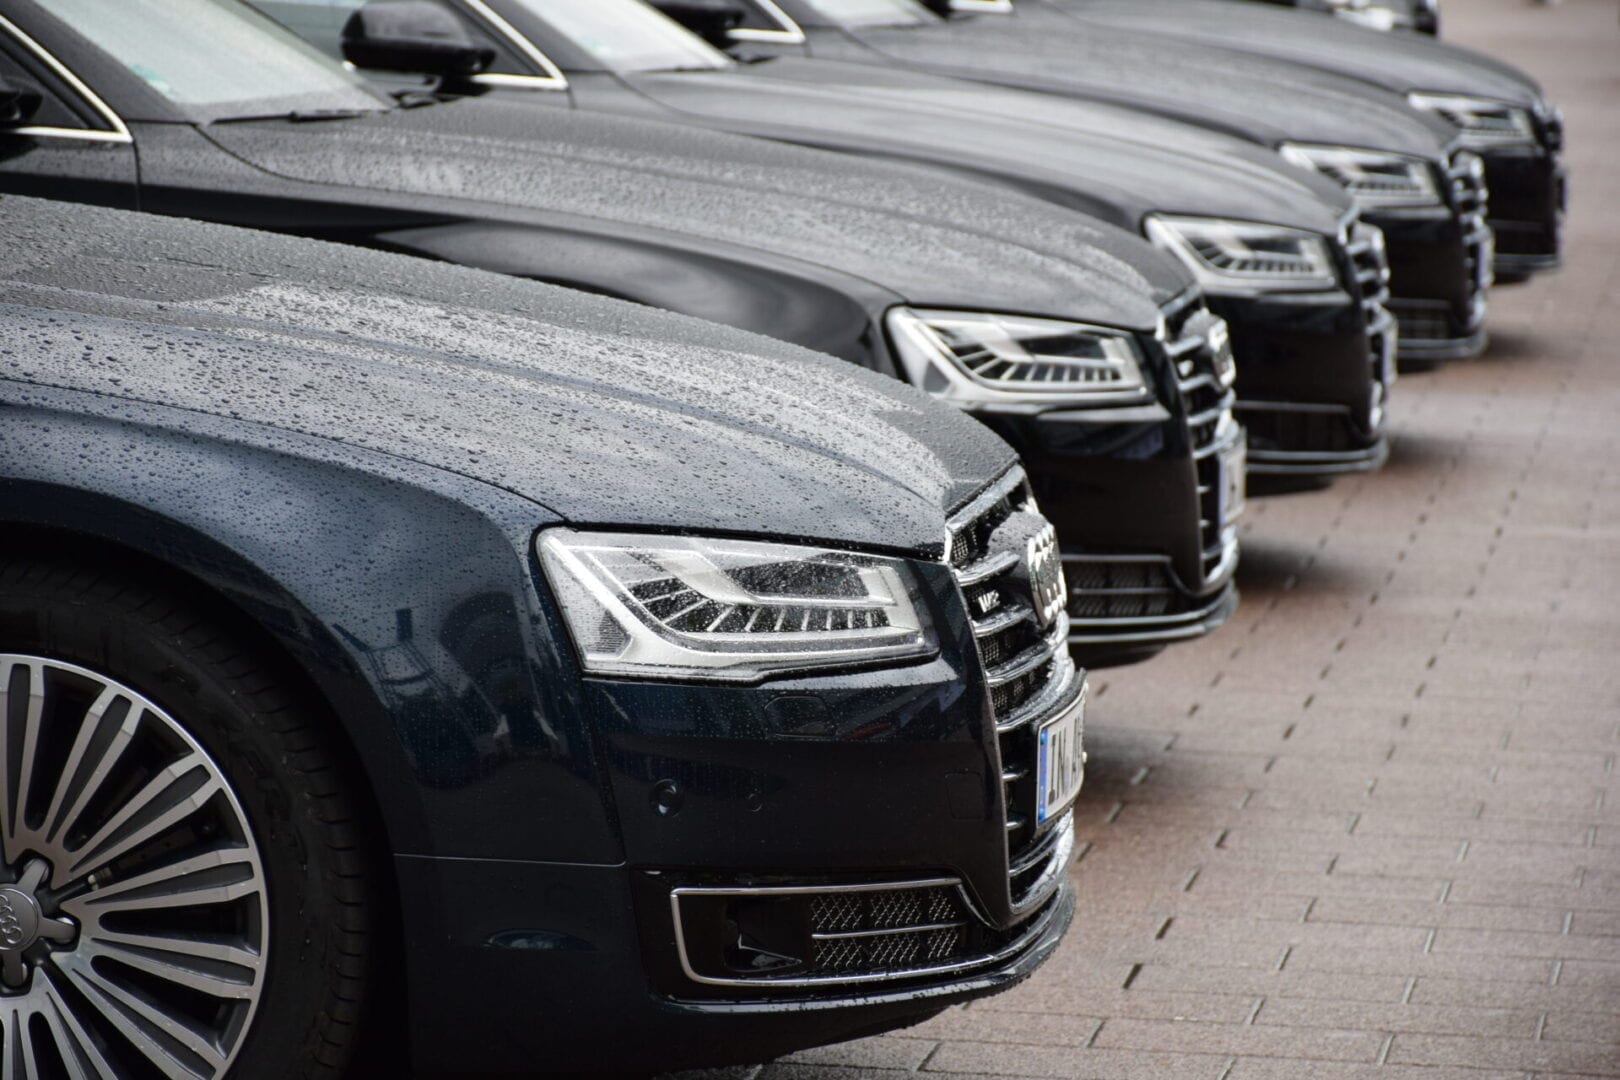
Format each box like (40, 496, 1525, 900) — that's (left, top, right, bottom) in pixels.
(887, 309, 1150, 409)
(539, 529, 934, 681)
(1143, 216, 1338, 294)
(1278, 144, 1441, 209)
(1408, 93, 1537, 148)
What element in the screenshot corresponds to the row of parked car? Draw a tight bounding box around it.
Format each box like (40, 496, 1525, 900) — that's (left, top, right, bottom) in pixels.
(0, 0, 1563, 1075)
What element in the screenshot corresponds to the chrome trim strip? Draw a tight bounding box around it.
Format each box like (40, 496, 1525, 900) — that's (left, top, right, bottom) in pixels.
(1009, 814, 1075, 917)
(955, 550, 1019, 589)
(995, 654, 1081, 735)
(972, 602, 1031, 639)
(669, 876, 1061, 989)
(945, 468, 1025, 538)
(984, 616, 1066, 689)
(459, 0, 569, 89)
(812, 921, 968, 942)
(0, 14, 131, 144)
(728, 0, 809, 44)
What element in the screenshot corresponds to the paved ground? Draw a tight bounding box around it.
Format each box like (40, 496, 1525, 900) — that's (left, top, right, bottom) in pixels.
(673, 1, 1620, 1077)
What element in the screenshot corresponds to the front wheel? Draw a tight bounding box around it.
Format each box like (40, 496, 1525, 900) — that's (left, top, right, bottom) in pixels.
(0, 560, 375, 1080)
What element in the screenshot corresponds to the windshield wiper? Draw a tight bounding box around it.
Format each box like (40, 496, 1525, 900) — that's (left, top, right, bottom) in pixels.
(212, 108, 380, 125)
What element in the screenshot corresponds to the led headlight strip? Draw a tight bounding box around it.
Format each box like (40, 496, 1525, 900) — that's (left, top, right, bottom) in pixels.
(540, 529, 934, 681)
(887, 309, 1151, 409)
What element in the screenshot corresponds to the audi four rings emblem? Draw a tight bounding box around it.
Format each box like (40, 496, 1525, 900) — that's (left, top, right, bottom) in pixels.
(0, 893, 26, 950)
(1026, 525, 1065, 632)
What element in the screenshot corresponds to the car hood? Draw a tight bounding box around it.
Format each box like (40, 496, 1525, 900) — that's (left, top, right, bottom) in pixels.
(1045, 0, 1542, 105)
(200, 98, 1183, 330)
(0, 196, 1016, 553)
(832, 7, 1457, 158)
(630, 57, 1353, 234)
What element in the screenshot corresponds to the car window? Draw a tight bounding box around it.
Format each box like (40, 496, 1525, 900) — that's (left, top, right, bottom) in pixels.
(505, 0, 733, 73)
(38, 0, 388, 121)
(797, 0, 937, 27)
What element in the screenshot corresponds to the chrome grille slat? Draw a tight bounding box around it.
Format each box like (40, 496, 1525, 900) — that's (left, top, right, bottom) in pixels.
(984, 620, 1066, 688)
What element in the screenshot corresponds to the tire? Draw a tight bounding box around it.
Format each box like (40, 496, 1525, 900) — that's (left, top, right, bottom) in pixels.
(0, 557, 374, 1080)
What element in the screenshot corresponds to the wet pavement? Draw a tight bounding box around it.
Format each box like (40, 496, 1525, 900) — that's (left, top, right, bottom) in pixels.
(671, 0, 1620, 1076)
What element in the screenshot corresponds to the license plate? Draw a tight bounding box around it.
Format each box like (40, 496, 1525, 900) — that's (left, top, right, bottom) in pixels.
(1218, 438, 1247, 525)
(1036, 690, 1085, 826)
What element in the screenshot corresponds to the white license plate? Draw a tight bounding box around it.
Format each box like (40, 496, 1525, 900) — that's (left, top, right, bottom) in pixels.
(1036, 691, 1085, 826)
(1218, 438, 1247, 525)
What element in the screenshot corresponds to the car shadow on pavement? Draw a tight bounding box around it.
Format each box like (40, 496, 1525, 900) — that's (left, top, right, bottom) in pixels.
(1232, 535, 1374, 600)
(1383, 429, 1470, 473)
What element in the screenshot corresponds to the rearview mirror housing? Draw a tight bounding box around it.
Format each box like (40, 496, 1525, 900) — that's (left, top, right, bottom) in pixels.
(648, 0, 748, 48)
(0, 75, 42, 127)
(341, 1, 496, 78)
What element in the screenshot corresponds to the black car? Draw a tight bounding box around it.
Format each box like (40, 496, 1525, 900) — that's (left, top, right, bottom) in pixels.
(691, 0, 1493, 363)
(1034, 0, 1561, 279)
(0, 0, 1244, 668)
(0, 193, 1085, 1075)
(276, 0, 1395, 496)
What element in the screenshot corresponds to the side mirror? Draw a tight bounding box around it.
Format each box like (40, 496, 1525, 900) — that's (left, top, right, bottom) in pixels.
(648, 0, 748, 48)
(0, 75, 42, 127)
(341, 1, 496, 79)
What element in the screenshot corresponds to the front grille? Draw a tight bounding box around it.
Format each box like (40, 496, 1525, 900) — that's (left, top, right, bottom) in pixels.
(1066, 559, 1175, 620)
(1159, 293, 1239, 586)
(1385, 299, 1454, 346)
(1449, 151, 1494, 309)
(1345, 220, 1396, 430)
(809, 886, 970, 975)
(667, 876, 1068, 989)
(946, 470, 1076, 912)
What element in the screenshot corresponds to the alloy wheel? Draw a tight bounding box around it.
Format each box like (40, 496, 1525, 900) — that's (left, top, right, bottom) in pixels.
(0, 655, 268, 1079)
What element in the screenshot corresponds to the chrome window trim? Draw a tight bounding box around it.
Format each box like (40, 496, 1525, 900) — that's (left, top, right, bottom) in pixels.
(669, 875, 1064, 989)
(0, 14, 131, 145)
(459, 0, 569, 90)
(728, 0, 809, 44)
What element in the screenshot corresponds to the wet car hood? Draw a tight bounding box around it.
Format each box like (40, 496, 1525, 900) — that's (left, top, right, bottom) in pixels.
(630, 56, 1354, 234)
(0, 196, 1016, 553)
(829, 7, 1458, 157)
(199, 97, 1185, 330)
(1044, 0, 1541, 106)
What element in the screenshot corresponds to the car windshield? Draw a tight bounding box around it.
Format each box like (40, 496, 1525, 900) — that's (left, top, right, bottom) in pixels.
(799, 0, 937, 28)
(509, 0, 734, 73)
(39, 0, 389, 122)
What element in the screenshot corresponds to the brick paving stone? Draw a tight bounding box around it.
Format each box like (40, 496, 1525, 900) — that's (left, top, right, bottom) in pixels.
(667, 1, 1620, 1078)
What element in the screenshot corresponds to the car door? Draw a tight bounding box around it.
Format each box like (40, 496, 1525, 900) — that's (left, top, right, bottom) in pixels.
(0, 18, 138, 209)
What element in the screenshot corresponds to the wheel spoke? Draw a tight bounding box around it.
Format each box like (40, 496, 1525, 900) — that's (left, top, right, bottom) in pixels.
(56, 957, 220, 1080)
(0, 660, 46, 868)
(78, 930, 259, 974)
(78, 939, 257, 1001)
(43, 691, 142, 853)
(58, 760, 222, 889)
(0, 1004, 26, 1080)
(63, 849, 260, 923)
(40, 980, 121, 1080)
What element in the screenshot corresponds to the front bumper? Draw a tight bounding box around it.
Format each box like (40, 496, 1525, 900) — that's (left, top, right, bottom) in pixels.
(1369, 205, 1490, 364)
(1210, 289, 1392, 478)
(1483, 143, 1565, 282)
(393, 855, 1074, 1073)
